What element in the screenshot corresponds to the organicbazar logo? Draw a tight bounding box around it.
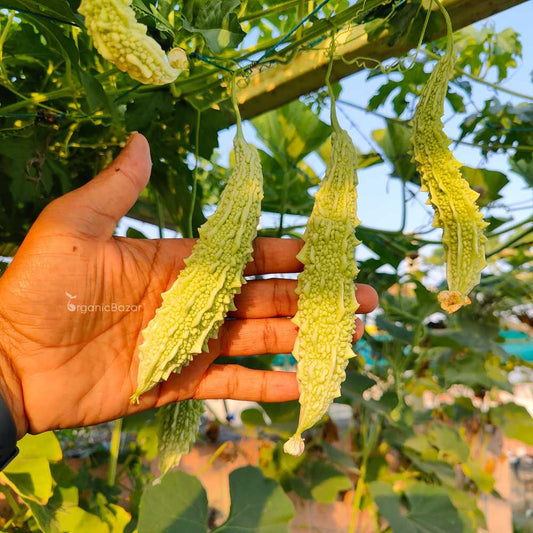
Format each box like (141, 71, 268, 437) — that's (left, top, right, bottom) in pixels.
(65, 292, 142, 314)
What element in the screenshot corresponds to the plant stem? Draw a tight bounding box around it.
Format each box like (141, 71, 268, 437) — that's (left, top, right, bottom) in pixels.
(424, 49, 533, 102)
(107, 418, 123, 486)
(490, 216, 533, 237)
(195, 441, 230, 476)
(0, 11, 13, 70)
(326, 35, 341, 132)
(0, 484, 21, 515)
(0, 88, 74, 114)
(349, 461, 367, 533)
(487, 225, 533, 257)
(399, 181, 407, 233)
(239, 0, 300, 22)
(188, 109, 201, 239)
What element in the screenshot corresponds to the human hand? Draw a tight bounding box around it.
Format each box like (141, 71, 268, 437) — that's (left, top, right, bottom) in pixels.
(0, 133, 378, 438)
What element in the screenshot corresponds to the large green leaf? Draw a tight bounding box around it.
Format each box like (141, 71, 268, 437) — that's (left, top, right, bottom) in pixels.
(372, 122, 416, 183)
(258, 148, 318, 219)
(1, 432, 63, 504)
(459, 166, 508, 206)
(291, 460, 352, 504)
(16, 432, 63, 462)
(241, 401, 300, 436)
(0, 0, 81, 25)
(2, 458, 54, 503)
(214, 466, 295, 533)
(138, 470, 208, 533)
(489, 403, 533, 445)
(429, 423, 469, 463)
(253, 100, 331, 165)
(182, 0, 245, 53)
(369, 481, 463, 533)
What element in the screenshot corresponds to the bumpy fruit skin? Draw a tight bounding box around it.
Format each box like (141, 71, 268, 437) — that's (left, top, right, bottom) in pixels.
(412, 42, 487, 313)
(284, 129, 360, 457)
(131, 136, 263, 402)
(157, 400, 204, 475)
(79, 0, 186, 85)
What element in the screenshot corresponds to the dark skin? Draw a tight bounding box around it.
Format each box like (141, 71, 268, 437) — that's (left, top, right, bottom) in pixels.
(0, 133, 378, 439)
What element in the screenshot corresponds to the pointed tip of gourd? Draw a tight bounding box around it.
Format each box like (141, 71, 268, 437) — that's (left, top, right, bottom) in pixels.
(284, 435, 305, 456)
(438, 290, 471, 314)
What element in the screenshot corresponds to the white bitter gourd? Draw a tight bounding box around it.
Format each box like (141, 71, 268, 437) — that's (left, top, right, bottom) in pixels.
(412, 3, 487, 313)
(284, 119, 361, 456)
(157, 400, 204, 475)
(131, 129, 263, 402)
(79, 0, 187, 85)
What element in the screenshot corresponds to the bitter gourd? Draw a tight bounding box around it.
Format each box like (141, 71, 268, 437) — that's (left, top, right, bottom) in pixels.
(131, 129, 263, 402)
(412, 4, 487, 313)
(157, 400, 204, 475)
(284, 118, 361, 456)
(79, 0, 187, 85)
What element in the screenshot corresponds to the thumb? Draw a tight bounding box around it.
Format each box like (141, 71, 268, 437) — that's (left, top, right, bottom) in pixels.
(43, 133, 152, 239)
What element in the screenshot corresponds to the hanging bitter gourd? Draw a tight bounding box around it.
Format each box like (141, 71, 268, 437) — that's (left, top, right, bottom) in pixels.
(412, 3, 487, 313)
(131, 123, 263, 402)
(157, 400, 204, 475)
(78, 0, 187, 85)
(284, 106, 361, 456)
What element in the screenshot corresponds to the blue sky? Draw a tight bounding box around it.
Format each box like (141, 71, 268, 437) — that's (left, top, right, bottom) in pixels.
(120, 1, 533, 262)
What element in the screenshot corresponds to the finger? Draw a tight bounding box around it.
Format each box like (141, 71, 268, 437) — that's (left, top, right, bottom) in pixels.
(215, 317, 365, 356)
(40, 133, 152, 239)
(193, 365, 299, 402)
(230, 279, 379, 318)
(157, 237, 304, 276)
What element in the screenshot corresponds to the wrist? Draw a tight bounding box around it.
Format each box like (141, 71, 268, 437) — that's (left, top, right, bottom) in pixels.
(0, 318, 27, 439)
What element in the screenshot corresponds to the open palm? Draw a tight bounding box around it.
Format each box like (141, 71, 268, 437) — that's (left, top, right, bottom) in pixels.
(0, 134, 377, 438)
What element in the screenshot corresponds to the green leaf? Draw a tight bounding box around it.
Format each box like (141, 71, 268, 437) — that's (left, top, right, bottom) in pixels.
(429, 423, 469, 463)
(138, 470, 208, 533)
(510, 157, 533, 188)
(292, 461, 352, 504)
(428, 321, 507, 357)
(369, 481, 463, 533)
(137, 424, 159, 461)
(126, 227, 149, 239)
(125, 92, 174, 132)
(17, 432, 63, 462)
(459, 166, 508, 206)
(340, 370, 377, 404)
(22, 14, 80, 83)
(258, 149, 318, 219)
(322, 441, 356, 470)
(2, 458, 54, 503)
(405, 482, 463, 532)
(131, 0, 175, 38)
(182, 0, 245, 54)
(79, 70, 113, 114)
(372, 122, 416, 182)
(214, 466, 294, 532)
(446, 488, 486, 533)
(462, 459, 495, 493)
(375, 315, 414, 344)
(57, 506, 110, 533)
(253, 100, 331, 165)
(369, 481, 413, 533)
(1, 433, 63, 504)
(0, 0, 81, 25)
(241, 401, 300, 437)
(489, 403, 533, 445)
